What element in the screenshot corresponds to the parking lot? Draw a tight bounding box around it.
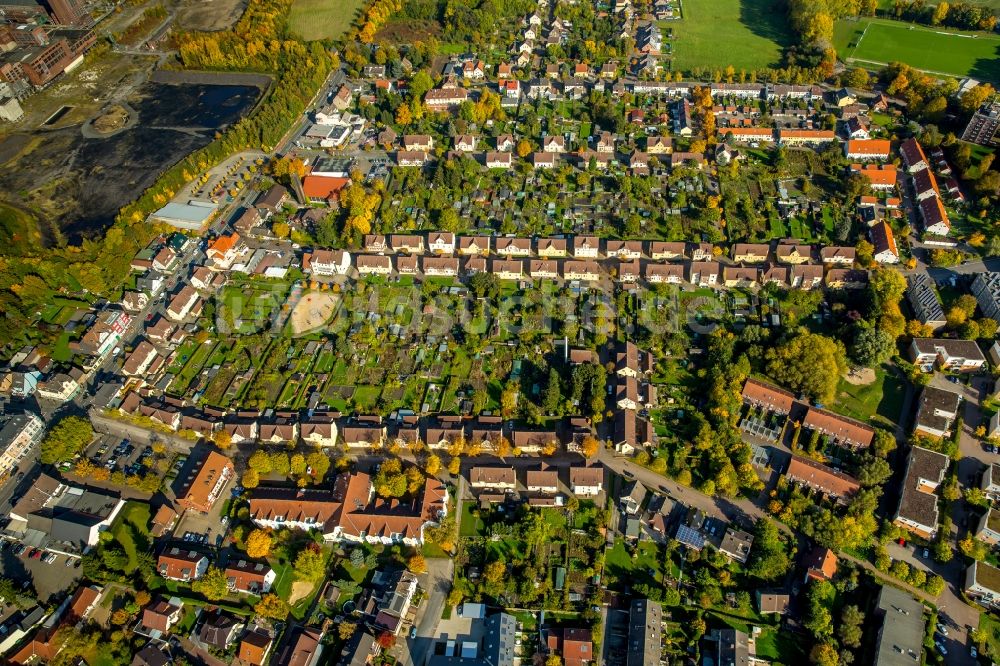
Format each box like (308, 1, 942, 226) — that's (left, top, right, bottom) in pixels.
(0, 539, 81, 602)
(172, 473, 236, 548)
(84, 433, 178, 482)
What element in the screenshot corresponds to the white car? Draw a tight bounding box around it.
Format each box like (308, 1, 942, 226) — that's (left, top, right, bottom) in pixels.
(937, 624, 949, 636)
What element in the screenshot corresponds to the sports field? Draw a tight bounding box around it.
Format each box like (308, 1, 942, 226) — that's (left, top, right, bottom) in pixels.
(834, 18, 1000, 81)
(667, 0, 792, 72)
(288, 0, 366, 41)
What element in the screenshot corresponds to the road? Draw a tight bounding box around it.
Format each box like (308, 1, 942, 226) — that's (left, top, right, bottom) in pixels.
(396, 557, 454, 666)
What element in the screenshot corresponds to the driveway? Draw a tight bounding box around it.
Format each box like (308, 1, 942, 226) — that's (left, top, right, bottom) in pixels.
(395, 557, 454, 666)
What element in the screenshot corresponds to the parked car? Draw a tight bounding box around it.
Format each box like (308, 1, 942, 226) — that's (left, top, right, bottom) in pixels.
(937, 624, 949, 636)
(923, 548, 930, 559)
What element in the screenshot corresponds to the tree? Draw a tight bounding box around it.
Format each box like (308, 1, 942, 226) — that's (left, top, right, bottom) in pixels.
(766, 332, 847, 404)
(580, 435, 600, 458)
(290, 453, 306, 475)
(377, 631, 396, 649)
(294, 543, 326, 581)
(245, 529, 272, 558)
(306, 451, 331, 482)
(500, 384, 518, 417)
(192, 567, 229, 601)
(483, 560, 505, 586)
(339, 622, 358, 640)
(241, 468, 260, 489)
(850, 324, 896, 368)
(546, 656, 563, 666)
(448, 456, 461, 475)
(856, 455, 892, 487)
(425, 454, 442, 475)
(810, 642, 839, 666)
(40, 416, 93, 464)
(839, 605, 864, 648)
(961, 83, 995, 114)
(408, 554, 427, 574)
(273, 222, 290, 238)
(516, 140, 533, 158)
(748, 519, 789, 581)
(925, 574, 945, 595)
(254, 594, 289, 620)
(212, 430, 232, 449)
(248, 450, 272, 474)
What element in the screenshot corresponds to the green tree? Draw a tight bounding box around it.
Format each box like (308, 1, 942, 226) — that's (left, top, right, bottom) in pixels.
(192, 566, 229, 601)
(766, 332, 847, 404)
(40, 416, 93, 464)
(850, 324, 896, 368)
(294, 543, 326, 581)
(838, 605, 864, 648)
(748, 519, 790, 582)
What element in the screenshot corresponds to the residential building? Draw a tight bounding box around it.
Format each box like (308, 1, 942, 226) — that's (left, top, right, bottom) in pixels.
(966, 560, 1000, 608)
(276, 627, 324, 666)
(546, 628, 592, 666)
(526, 467, 559, 494)
(626, 599, 662, 666)
(249, 472, 447, 546)
(174, 450, 235, 513)
(820, 246, 856, 264)
(873, 586, 926, 666)
(804, 547, 837, 582)
(239, 630, 273, 666)
(0, 411, 43, 478)
(166, 286, 201, 321)
(785, 455, 860, 502)
(139, 598, 183, 637)
(844, 139, 891, 160)
(225, 559, 276, 595)
(912, 386, 961, 438)
(157, 548, 209, 582)
(906, 274, 946, 330)
(908, 338, 986, 373)
(870, 220, 899, 264)
(73, 309, 131, 359)
(974, 507, 1000, 546)
(756, 591, 790, 615)
(961, 101, 1000, 147)
(741, 378, 795, 414)
(569, 466, 603, 496)
(972, 272, 1000, 323)
(718, 528, 753, 564)
(893, 445, 949, 538)
(309, 249, 351, 276)
(802, 407, 875, 449)
(899, 137, 929, 172)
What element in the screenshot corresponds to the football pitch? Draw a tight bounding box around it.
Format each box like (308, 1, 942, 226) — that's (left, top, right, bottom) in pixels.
(667, 0, 792, 72)
(835, 18, 1000, 81)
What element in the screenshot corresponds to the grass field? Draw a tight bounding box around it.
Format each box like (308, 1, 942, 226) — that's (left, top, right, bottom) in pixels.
(288, 0, 367, 42)
(834, 18, 1000, 81)
(830, 366, 905, 428)
(110, 501, 151, 570)
(667, 0, 792, 72)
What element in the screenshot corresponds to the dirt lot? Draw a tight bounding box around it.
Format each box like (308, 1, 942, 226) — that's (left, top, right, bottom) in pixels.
(289, 291, 340, 336)
(176, 0, 247, 31)
(288, 580, 315, 605)
(0, 52, 156, 132)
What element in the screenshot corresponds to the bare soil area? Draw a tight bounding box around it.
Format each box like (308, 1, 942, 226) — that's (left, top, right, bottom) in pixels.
(176, 0, 247, 31)
(843, 368, 876, 386)
(290, 291, 340, 335)
(288, 580, 314, 605)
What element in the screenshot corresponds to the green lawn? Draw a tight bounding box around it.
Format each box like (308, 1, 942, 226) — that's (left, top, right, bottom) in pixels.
(980, 612, 1000, 660)
(834, 17, 1000, 81)
(830, 366, 905, 427)
(460, 501, 485, 537)
(288, 0, 367, 41)
(667, 0, 792, 72)
(604, 539, 663, 590)
(110, 501, 152, 569)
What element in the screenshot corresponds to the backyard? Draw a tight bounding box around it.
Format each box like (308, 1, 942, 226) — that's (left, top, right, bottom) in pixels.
(666, 0, 793, 72)
(109, 501, 152, 570)
(834, 17, 1000, 81)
